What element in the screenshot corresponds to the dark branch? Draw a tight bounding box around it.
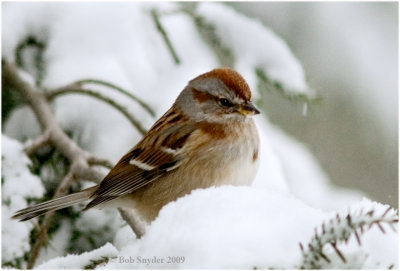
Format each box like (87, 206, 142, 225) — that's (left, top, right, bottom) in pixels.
(69, 79, 155, 117)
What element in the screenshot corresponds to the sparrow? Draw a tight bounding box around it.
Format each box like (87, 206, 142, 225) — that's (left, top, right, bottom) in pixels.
(12, 68, 260, 223)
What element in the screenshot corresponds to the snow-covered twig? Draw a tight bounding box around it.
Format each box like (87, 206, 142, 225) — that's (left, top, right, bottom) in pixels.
(119, 207, 147, 238)
(46, 87, 147, 135)
(83, 256, 112, 269)
(3, 61, 147, 268)
(299, 206, 398, 269)
(255, 67, 320, 105)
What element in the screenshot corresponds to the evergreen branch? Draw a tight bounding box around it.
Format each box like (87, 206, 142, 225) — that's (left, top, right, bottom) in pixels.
(3, 61, 147, 268)
(2, 83, 28, 123)
(84, 256, 113, 269)
(151, 9, 181, 65)
(182, 5, 317, 106)
(184, 6, 317, 107)
(46, 87, 147, 135)
(300, 206, 398, 269)
(70, 79, 155, 117)
(183, 5, 317, 105)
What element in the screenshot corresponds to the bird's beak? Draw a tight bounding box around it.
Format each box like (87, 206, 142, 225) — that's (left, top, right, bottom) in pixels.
(239, 102, 260, 116)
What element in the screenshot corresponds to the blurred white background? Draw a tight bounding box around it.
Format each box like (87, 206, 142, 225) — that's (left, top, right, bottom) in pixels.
(233, 2, 398, 207)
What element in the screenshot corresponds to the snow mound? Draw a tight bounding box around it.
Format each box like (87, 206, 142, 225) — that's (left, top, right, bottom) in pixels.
(103, 186, 396, 269)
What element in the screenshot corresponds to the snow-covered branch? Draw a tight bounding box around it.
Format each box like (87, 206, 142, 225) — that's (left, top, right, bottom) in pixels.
(300, 205, 398, 269)
(2, 61, 148, 268)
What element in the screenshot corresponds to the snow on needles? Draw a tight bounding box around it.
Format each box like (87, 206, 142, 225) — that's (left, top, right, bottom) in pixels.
(2, 135, 45, 264)
(36, 242, 118, 269)
(196, 3, 311, 95)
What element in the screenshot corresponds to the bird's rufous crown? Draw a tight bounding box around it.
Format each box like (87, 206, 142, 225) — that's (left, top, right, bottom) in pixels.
(190, 68, 251, 101)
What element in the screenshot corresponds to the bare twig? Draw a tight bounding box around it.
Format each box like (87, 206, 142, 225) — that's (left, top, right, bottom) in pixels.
(3, 61, 147, 268)
(71, 79, 155, 117)
(24, 129, 52, 156)
(75, 166, 108, 183)
(151, 9, 181, 64)
(46, 87, 147, 135)
(87, 156, 114, 169)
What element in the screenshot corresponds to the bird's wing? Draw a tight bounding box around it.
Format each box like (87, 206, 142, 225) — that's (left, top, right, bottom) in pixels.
(85, 110, 195, 209)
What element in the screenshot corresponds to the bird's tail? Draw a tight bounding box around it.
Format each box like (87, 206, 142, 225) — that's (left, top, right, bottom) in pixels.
(11, 186, 98, 221)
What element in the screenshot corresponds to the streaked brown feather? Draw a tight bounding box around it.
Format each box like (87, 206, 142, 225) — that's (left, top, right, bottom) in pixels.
(84, 108, 196, 210)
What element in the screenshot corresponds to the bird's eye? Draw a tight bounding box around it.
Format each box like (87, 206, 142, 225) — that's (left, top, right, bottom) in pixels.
(219, 98, 233, 107)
